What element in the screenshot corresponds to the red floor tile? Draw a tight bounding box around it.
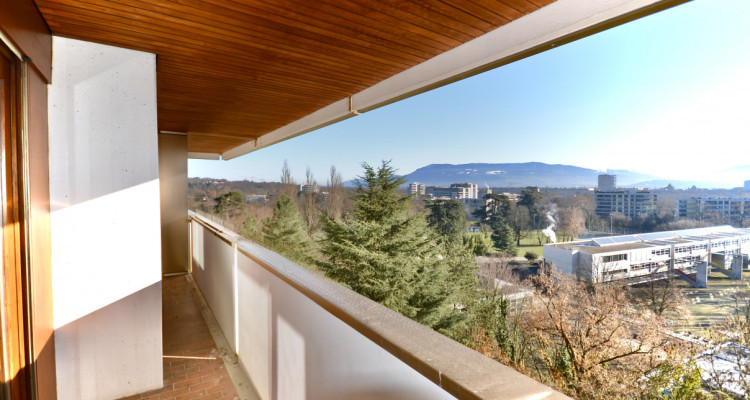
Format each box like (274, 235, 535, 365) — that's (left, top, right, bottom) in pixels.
(119, 275, 239, 400)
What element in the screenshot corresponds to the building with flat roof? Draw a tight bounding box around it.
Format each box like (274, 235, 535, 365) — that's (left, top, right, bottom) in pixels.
(595, 189, 657, 219)
(299, 183, 320, 193)
(598, 174, 617, 191)
(245, 194, 268, 203)
(425, 183, 478, 200)
(407, 182, 426, 196)
(450, 183, 478, 199)
(544, 226, 750, 284)
(677, 197, 750, 226)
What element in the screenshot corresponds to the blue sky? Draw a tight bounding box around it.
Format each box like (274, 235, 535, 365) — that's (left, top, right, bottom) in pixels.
(190, 0, 750, 186)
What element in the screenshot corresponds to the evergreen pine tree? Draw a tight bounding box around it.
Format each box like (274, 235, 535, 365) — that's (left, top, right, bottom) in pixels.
(262, 194, 310, 260)
(492, 224, 517, 256)
(239, 214, 259, 239)
(319, 161, 477, 335)
(426, 199, 468, 244)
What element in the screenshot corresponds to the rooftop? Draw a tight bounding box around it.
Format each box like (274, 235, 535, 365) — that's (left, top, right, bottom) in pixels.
(549, 226, 750, 254)
(575, 242, 657, 255)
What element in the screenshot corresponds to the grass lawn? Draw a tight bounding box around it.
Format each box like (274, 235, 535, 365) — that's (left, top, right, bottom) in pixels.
(628, 269, 750, 336)
(515, 230, 554, 258)
(676, 271, 750, 334)
(514, 230, 582, 258)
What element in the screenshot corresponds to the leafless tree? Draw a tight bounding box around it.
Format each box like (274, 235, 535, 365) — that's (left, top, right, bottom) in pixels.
(472, 255, 535, 369)
(326, 165, 344, 220)
(632, 272, 690, 318)
(301, 167, 320, 232)
(279, 160, 297, 199)
(557, 207, 586, 242)
(525, 268, 686, 399)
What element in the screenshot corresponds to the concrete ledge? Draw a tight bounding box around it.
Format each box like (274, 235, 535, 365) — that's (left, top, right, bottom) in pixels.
(190, 213, 568, 399)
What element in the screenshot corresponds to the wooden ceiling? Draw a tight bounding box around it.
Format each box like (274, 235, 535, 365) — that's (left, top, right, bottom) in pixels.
(33, 0, 555, 154)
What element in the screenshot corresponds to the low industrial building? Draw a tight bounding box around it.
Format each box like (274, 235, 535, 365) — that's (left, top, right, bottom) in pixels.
(544, 226, 750, 284)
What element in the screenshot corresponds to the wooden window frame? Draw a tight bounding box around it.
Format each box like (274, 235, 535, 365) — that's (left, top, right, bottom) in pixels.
(0, 40, 34, 400)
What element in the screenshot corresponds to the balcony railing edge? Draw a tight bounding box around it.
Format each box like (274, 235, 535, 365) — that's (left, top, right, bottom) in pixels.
(188, 212, 569, 400)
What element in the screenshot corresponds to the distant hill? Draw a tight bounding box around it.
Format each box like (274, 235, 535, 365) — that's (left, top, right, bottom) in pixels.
(398, 162, 659, 188)
(188, 177, 280, 196)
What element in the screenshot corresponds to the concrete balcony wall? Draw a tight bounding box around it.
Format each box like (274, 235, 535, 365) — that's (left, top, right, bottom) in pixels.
(189, 213, 568, 400)
(191, 220, 237, 350)
(48, 37, 162, 400)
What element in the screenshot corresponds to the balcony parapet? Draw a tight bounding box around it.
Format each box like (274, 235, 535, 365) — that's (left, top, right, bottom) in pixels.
(188, 211, 568, 400)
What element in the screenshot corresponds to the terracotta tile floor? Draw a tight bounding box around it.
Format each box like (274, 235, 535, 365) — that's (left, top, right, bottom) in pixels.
(121, 275, 239, 400)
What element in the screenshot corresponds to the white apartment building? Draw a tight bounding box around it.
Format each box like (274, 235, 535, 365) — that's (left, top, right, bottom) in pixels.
(677, 197, 750, 225)
(595, 189, 657, 219)
(425, 182, 478, 200)
(451, 183, 479, 199)
(408, 182, 426, 196)
(299, 183, 320, 193)
(544, 226, 750, 284)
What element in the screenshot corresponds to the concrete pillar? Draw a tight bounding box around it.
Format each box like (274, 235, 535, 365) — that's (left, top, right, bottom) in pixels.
(732, 256, 743, 280)
(49, 37, 162, 400)
(696, 262, 708, 288)
(159, 133, 189, 274)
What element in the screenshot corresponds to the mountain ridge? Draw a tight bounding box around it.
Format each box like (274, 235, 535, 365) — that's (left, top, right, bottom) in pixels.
(398, 162, 656, 188)
(365, 162, 735, 189)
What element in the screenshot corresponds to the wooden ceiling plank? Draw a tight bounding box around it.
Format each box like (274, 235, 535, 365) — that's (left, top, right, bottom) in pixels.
(157, 87, 336, 110)
(156, 98, 333, 117)
(315, 0, 463, 49)
(496, 0, 544, 16)
(42, 17, 385, 90)
(437, 0, 512, 26)
(164, 0, 434, 65)
(76, 0, 418, 71)
(218, 0, 445, 60)
(135, 0, 423, 71)
(343, 0, 479, 43)
(465, 0, 527, 20)
(38, 0, 406, 78)
(156, 61, 371, 96)
(267, 0, 459, 52)
(388, 0, 499, 34)
(156, 80, 335, 104)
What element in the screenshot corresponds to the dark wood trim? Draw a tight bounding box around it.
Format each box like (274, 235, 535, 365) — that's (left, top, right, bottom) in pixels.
(0, 41, 33, 400)
(0, 0, 51, 83)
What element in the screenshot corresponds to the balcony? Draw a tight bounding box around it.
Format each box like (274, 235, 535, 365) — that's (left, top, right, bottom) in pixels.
(132, 212, 565, 400)
(1, 0, 688, 398)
